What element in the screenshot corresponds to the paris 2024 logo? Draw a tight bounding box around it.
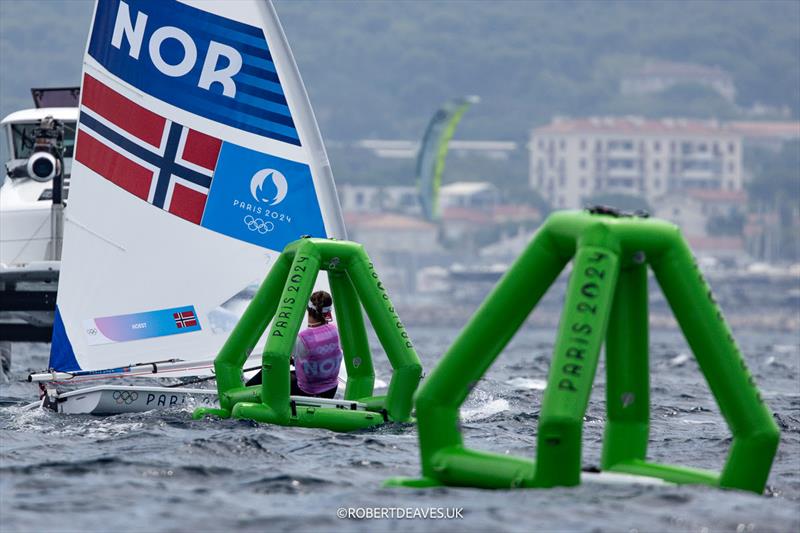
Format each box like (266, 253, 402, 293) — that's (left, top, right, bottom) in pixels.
(200, 142, 326, 251)
(241, 169, 289, 234)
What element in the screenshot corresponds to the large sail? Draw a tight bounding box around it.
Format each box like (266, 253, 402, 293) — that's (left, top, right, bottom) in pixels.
(50, 0, 345, 371)
(417, 96, 478, 221)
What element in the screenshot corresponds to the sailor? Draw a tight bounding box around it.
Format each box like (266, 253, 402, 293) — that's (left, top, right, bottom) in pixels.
(247, 291, 342, 399)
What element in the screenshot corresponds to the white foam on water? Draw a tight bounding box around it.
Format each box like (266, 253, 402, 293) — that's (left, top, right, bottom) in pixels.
(506, 377, 547, 390)
(2, 403, 144, 439)
(54, 419, 146, 441)
(461, 398, 510, 421)
(2, 403, 50, 430)
(680, 418, 716, 425)
(772, 344, 797, 354)
(669, 353, 691, 367)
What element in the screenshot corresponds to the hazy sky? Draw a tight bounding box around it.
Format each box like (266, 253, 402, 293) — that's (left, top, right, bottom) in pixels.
(0, 1, 94, 120)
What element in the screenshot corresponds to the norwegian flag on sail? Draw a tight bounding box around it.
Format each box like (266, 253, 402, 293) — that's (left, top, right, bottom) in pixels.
(74, 74, 221, 224)
(173, 310, 198, 329)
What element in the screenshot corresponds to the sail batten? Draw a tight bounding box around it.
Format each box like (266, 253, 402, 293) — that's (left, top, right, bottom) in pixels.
(51, 0, 344, 372)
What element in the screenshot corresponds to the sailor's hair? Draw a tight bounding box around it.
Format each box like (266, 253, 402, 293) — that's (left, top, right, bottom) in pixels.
(308, 290, 333, 322)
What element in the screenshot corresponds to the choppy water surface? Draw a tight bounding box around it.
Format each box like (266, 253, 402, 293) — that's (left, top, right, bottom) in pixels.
(1, 327, 798, 532)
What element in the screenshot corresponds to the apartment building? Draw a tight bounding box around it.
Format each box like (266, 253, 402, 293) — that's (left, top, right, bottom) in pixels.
(529, 116, 743, 209)
(338, 184, 421, 215)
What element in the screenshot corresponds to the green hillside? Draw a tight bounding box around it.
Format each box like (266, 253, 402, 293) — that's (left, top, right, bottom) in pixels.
(276, 0, 799, 142)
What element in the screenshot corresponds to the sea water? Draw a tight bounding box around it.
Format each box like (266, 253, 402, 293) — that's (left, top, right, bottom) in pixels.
(1, 327, 798, 532)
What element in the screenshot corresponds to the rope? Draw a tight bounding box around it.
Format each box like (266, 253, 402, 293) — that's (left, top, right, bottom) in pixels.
(165, 366, 261, 388)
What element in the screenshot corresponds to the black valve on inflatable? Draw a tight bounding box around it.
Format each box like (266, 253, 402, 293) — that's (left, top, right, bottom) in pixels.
(585, 204, 650, 219)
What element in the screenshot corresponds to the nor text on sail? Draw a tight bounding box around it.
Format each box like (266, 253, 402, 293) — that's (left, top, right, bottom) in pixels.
(111, 0, 242, 97)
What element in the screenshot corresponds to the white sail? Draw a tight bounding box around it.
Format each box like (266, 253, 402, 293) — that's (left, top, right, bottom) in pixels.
(50, 0, 345, 372)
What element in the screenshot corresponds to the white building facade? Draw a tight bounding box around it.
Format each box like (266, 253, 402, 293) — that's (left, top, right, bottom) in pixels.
(529, 116, 743, 210)
(338, 184, 421, 215)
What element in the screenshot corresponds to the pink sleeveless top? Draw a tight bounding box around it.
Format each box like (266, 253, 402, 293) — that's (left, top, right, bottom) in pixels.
(295, 323, 342, 394)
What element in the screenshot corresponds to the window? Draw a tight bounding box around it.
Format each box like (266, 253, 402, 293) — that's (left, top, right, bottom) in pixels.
(559, 139, 566, 150)
(580, 178, 587, 188)
(580, 139, 587, 150)
(654, 178, 661, 189)
(728, 162, 735, 173)
(355, 192, 364, 206)
(608, 159, 635, 169)
(654, 141, 661, 152)
(607, 140, 634, 150)
(607, 178, 634, 188)
(538, 139, 545, 149)
(681, 160, 713, 171)
(559, 174, 566, 186)
(654, 160, 661, 171)
(580, 158, 587, 169)
(728, 142, 736, 154)
(11, 121, 77, 159)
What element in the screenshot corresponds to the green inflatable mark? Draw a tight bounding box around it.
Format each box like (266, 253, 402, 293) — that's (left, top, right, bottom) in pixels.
(388, 209, 779, 494)
(193, 238, 423, 432)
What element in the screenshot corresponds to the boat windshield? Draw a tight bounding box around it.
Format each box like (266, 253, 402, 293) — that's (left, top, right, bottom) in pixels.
(10, 121, 76, 159)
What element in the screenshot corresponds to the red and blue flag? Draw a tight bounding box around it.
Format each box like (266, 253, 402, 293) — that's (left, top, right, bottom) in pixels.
(76, 74, 221, 225)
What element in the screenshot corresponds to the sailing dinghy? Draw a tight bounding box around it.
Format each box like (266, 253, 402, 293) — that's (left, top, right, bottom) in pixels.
(26, 0, 355, 415)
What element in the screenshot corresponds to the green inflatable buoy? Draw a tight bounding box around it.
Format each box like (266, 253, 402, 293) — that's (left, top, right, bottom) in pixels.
(194, 238, 423, 432)
(387, 209, 779, 494)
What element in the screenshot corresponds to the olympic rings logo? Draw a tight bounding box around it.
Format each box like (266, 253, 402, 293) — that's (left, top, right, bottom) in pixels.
(86, 328, 97, 336)
(112, 390, 139, 404)
(312, 343, 340, 355)
(244, 215, 275, 234)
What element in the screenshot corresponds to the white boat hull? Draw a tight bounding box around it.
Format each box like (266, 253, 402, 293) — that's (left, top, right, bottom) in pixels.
(45, 385, 218, 415)
(38, 384, 365, 416)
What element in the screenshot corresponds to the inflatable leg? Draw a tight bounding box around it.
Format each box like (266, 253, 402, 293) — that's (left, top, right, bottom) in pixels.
(652, 236, 779, 493)
(602, 262, 649, 469)
(534, 244, 619, 487)
(348, 248, 422, 422)
(329, 270, 374, 401)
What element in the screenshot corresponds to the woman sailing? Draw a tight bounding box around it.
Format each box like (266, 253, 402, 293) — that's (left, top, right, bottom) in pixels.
(247, 291, 342, 399)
